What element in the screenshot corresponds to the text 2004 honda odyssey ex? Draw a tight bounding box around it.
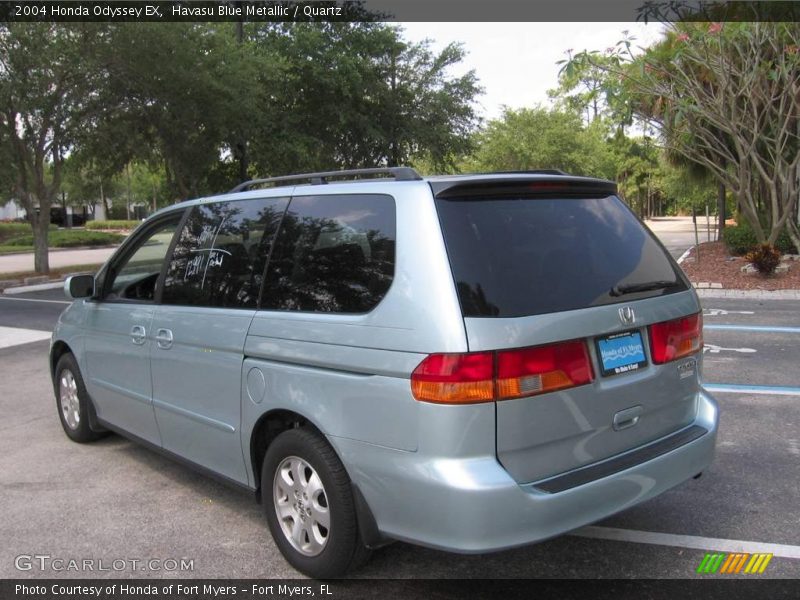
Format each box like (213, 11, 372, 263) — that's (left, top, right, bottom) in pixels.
(51, 168, 717, 577)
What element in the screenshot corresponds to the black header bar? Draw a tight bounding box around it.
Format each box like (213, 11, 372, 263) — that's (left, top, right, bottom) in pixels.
(1, 0, 799, 23)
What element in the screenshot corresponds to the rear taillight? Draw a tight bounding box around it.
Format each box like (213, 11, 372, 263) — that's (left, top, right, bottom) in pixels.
(410, 352, 494, 404)
(410, 341, 594, 404)
(649, 313, 703, 364)
(497, 341, 594, 400)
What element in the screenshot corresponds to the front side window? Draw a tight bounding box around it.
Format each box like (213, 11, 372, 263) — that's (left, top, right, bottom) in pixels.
(162, 198, 289, 309)
(261, 194, 396, 313)
(104, 215, 182, 302)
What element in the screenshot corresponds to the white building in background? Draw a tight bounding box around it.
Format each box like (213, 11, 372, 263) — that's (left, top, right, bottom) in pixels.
(0, 200, 26, 221)
(0, 199, 106, 223)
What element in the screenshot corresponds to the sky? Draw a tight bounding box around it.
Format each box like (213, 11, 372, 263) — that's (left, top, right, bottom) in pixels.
(398, 22, 666, 121)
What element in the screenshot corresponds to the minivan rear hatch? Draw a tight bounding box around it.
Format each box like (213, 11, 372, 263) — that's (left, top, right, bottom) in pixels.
(433, 176, 701, 485)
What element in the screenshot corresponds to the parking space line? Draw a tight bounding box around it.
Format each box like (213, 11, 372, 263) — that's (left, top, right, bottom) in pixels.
(0, 326, 51, 349)
(0, 296, 70, 305)
(572, 526, 800, 559)
(704, 324, 800, 334)
(703, 383, 800, 396)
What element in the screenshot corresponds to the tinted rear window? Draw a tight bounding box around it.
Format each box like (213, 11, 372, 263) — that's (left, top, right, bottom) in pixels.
(261, 194, 396, 313)
(436, 195, 687, 318)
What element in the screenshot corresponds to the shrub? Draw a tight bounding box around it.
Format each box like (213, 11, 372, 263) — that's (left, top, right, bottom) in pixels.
(4, 230, 125, 248)
(745, 244, 782, 275)
(722, 222, 799, 256)
(85, 220, 141, 231)
(0, 222, 32, 243)
(722, 224, 757, 256)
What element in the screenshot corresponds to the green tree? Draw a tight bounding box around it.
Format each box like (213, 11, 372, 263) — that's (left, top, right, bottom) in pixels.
(0, 24, 103, 272)
(466, 107, 617, 179)
(552, 48, 632, 133)
(248, 23, 481, 175)
(62, 151, 123, 220)
(615, 136, 661, 218)
(84, 23, 275, 201)
(570, 23, 800, 247)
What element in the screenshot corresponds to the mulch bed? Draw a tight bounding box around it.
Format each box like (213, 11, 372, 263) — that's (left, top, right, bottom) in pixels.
(678, 241, 800, 290)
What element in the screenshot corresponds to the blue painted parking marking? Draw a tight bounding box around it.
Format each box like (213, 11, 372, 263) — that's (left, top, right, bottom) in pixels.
(704, 324, 800, 334)
(704, 383, 800, 396)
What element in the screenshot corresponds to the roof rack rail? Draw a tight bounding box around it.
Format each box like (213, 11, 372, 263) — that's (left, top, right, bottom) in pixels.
(229, 167, 422, 193)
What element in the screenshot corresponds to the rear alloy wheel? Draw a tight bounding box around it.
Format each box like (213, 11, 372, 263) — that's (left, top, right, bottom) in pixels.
(273, 455, 331, 556)
(262, 428, 370, 578)
(54, 353, 106, 443)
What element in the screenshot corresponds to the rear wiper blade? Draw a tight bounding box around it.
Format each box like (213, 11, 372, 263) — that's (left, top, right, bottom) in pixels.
(610, 280, 678, 297)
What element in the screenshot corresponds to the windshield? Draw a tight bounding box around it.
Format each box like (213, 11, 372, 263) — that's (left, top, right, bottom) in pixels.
(435, 194, 688, 318)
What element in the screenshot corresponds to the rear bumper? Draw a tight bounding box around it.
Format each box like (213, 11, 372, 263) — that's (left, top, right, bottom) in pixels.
(329, 389, 718, 553)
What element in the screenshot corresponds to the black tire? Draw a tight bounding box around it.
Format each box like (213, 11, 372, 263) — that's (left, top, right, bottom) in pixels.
(262, 428, 371, 578)
(54, 353, 107, 443)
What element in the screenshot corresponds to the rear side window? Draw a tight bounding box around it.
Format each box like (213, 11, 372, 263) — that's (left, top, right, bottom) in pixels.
(162, 197, 289, 308)
(436, 194, 687, 318)
(261, 194, 396, 313)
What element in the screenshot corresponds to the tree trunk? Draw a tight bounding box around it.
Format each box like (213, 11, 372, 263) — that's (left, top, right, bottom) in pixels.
(234, 10, 248, 183)
(388, 49, 399, 167)
(717, 182, 726, 239)
(100, 181, 110, 219)
(31, 211, 50, 274)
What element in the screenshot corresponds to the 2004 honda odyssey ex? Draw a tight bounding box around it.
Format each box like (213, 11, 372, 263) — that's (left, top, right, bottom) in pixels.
(50, 168, 717, 577)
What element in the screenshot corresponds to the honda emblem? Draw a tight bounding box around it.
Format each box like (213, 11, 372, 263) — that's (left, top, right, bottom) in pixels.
(618, 306, 635, 325)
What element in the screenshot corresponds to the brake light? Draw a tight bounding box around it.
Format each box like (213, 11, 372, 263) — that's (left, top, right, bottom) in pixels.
(649, 313, 703, 364)
(497, 341, 594, 400)
(410, 352, 494, 404)
(410, 341, 594, 404)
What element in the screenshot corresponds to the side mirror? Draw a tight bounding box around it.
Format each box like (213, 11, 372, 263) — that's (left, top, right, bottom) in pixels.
(64, 274, 95, 300)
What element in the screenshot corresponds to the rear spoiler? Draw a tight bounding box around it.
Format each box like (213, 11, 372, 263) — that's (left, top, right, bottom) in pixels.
(431, 177, 617, 199)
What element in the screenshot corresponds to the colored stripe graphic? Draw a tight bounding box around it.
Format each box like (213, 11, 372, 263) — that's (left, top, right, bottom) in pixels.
(719, 553, 749, 573)
(697, 553, 725, 573)
(697, 552, 773, 574)
(744, 553, 773, 574)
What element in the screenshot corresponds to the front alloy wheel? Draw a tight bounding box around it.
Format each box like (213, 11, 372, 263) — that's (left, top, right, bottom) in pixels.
(59, 369, 81, 431)
(53, 352, 106, 443)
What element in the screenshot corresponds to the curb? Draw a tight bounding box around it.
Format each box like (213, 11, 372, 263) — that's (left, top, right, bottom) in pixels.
(0, 244, 120, 257)
(2, 281, 65, 295)
(696, 288, 800, 300)
(676, 246, 693, 265)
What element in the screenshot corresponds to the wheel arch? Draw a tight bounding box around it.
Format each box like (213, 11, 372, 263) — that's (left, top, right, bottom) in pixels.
(50, 340, 106, 434)
(50, 340, 74, 380)
(250, 408, 385, 550)
(249, 409, 324, 495)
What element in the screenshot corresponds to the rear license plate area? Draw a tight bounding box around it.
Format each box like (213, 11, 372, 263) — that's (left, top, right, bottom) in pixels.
(595, 330, 647, 377)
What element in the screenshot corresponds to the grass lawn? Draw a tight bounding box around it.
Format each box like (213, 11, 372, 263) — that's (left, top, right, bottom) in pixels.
(0, 245, 34, 254)
(0, 229, 124, 254)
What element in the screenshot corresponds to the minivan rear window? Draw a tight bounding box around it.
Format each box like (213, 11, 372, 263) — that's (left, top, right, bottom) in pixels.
(435, 194, 688, 318)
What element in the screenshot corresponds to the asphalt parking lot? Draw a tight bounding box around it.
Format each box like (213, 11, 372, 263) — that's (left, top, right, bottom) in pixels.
(0, 287, 798, 580)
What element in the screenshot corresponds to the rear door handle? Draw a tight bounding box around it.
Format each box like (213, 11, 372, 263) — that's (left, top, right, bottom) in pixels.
(155, 328, 173, 349)
(613, 405, 642, 431)
(130, 325, 146, 345)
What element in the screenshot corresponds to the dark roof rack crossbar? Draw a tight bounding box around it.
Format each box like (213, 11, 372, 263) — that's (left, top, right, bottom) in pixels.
(486, 169, 568, 176)
(229, 167, 422, 193)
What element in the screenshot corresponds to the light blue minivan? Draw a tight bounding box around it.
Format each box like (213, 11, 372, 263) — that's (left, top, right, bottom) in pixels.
(51, 168, 717, 577)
